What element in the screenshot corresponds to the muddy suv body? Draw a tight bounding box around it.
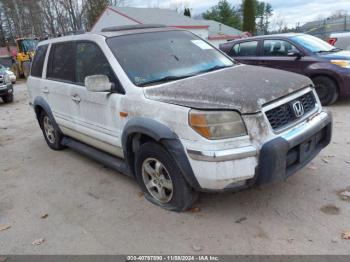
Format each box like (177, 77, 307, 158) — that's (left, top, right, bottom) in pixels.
(27, 26, 332, 211)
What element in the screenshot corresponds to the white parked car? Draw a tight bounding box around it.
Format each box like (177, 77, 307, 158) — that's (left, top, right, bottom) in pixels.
(0, 64, 16, 84)
(27, 25, 332, 211)
(329, 32, 350, 50)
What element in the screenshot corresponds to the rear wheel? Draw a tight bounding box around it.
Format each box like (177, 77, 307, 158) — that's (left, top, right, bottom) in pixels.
(23, 61, 31, 79)
(2, 94, 13, 103)
(39, 111, 64, 150)
(12, 64, 20, 79)
(312, 76, 339, 106)
(135, 142, 198, 211)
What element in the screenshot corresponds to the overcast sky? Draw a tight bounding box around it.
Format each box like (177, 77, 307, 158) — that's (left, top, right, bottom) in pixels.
(126, 0, 350, 28)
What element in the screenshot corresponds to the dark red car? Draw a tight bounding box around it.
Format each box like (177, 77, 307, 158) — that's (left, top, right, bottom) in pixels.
(220, 33, 350, 105)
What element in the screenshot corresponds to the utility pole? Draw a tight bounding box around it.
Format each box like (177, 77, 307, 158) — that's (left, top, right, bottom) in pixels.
(345, 15, 347, 31)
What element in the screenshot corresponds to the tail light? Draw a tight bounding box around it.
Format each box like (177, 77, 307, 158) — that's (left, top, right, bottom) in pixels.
(328, 38, 337, 46)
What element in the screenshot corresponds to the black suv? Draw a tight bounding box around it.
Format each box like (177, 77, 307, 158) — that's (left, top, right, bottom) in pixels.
(0, 70, 13, 103)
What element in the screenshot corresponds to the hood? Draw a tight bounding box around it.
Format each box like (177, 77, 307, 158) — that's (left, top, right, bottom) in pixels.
(319, 50, 350, 60)
(6, 70, 14, 76)
(144, 65, 312, 114)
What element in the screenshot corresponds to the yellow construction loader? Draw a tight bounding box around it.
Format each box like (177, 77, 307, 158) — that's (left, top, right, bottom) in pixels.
(11, 38, 39, 79)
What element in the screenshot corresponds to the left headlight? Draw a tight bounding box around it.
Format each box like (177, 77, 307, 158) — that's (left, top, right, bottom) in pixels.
(189, 110, 247, 140)
(331, 60, 350, 69)
(4, 74, 11, 84)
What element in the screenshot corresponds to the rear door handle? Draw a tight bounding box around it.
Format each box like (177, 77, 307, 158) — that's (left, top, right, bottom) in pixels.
(43, 87, 49, 94)
(71, 95, 81, 103)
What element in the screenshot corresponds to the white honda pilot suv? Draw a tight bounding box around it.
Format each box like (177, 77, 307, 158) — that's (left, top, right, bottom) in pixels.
(27, 25, 332, 211)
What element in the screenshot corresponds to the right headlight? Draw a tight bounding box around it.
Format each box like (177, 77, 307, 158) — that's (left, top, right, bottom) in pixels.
(330, 60, 350, 69)
(189, 110, 247, 140)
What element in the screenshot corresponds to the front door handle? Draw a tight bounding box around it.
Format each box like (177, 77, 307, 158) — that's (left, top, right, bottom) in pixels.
(71, 95, 81, 103)
(43, 87, 49, 94)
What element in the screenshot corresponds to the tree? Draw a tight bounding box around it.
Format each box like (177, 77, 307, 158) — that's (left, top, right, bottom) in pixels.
(329, 10, 347, 19)
(255, 1, 272, 34)
(184, 8, 191, 18)
(202, 0, 241, 29)
(242, 0, 256, 34)
(86, 0, 109, 29)
(271, 13, 287, 33)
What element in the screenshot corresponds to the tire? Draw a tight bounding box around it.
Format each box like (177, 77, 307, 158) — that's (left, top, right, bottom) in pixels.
(12, 64, 20, 79)
(39, 111, 64, 150)
(23, 61, 31, 79)
(2, 94, 13, 103)
(134, 142, 198, 211)
(312, 76, 339, 106)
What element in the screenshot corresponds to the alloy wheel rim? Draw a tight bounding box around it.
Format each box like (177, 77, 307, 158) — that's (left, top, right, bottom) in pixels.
(141, 158, 173, 203)
(43, 116, 56, 144)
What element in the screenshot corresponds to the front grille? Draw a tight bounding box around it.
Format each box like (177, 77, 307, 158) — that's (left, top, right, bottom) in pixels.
(265, 91, 317, 131)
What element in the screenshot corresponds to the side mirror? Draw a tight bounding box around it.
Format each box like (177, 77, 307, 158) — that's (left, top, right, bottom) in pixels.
(287, 50, 303, 58)
(85, 75, 112, 92)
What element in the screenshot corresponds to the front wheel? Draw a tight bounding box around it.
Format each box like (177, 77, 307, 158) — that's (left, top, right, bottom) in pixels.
(312, 76, 339, 106)
(2, 94, 13, 103)
(135, 142, 198, 211)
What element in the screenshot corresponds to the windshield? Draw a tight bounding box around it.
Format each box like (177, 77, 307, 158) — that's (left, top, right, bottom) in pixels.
(18, 39, 38, 52)
(291, 34, 336, 53)
(107, 30, 234, 86)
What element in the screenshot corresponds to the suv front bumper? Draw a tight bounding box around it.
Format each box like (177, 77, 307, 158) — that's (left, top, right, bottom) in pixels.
(0, 84, 13, 96)
(186, 110, 332, 191)
(255, 110, 332, 185)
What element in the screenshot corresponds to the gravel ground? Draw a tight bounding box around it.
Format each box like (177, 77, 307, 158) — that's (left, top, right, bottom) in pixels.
(0, 82, 350, 255)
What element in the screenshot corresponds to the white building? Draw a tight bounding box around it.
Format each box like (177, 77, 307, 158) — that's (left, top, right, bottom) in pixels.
(91, 7, 244, 47)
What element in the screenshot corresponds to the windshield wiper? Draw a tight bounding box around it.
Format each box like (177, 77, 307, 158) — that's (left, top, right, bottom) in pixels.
(138, 65, 231, 87)
(331, 47, 343, 52)
(197, 65, 231, 74)
(139, 75, 192, 87)
(315, 47, 343, 53)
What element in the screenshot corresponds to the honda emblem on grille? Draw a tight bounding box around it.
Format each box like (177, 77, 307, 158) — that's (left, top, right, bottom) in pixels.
(292, 101, 304, 118)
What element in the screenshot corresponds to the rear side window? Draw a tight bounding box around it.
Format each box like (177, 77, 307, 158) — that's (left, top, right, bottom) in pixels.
(31, 45, 48, 77)
(47, 42, 75, 82)
(263, 40, 298, 56)
(75, 42, 114, 85)
(230, 41, 258, 56)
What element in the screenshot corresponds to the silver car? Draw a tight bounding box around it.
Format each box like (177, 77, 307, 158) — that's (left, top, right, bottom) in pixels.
(329, 32, 350, 50)
(0, 64, 16, 84)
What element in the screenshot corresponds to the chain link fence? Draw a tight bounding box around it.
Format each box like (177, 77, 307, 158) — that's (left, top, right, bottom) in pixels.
(301, 16, 349, 40)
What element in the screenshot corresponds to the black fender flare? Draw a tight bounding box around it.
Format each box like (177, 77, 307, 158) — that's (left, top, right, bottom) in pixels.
(33, 96, 62, 134)
(121, 117, 201, 190)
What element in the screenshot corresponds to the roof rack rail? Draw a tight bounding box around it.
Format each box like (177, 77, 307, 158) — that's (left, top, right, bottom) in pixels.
(65, 30, 85, 36)
(101, 24, 167, 32)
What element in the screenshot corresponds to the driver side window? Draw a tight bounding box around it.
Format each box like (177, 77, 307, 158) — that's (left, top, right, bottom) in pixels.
(75, 42, 115, 85)
(263, 40, 299, 56)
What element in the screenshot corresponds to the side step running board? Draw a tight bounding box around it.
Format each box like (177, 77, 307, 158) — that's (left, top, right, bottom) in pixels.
(61, 137, 132, 177)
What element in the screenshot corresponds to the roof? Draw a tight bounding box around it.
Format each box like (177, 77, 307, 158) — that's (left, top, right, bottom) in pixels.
(0, 46, 16, 57)
(106, 6, 209, 29)
(227, 32, 305, 42)
(331, 31, 350, 37)
(38, 27, 184, 46)
(207, 20, 242, 38)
